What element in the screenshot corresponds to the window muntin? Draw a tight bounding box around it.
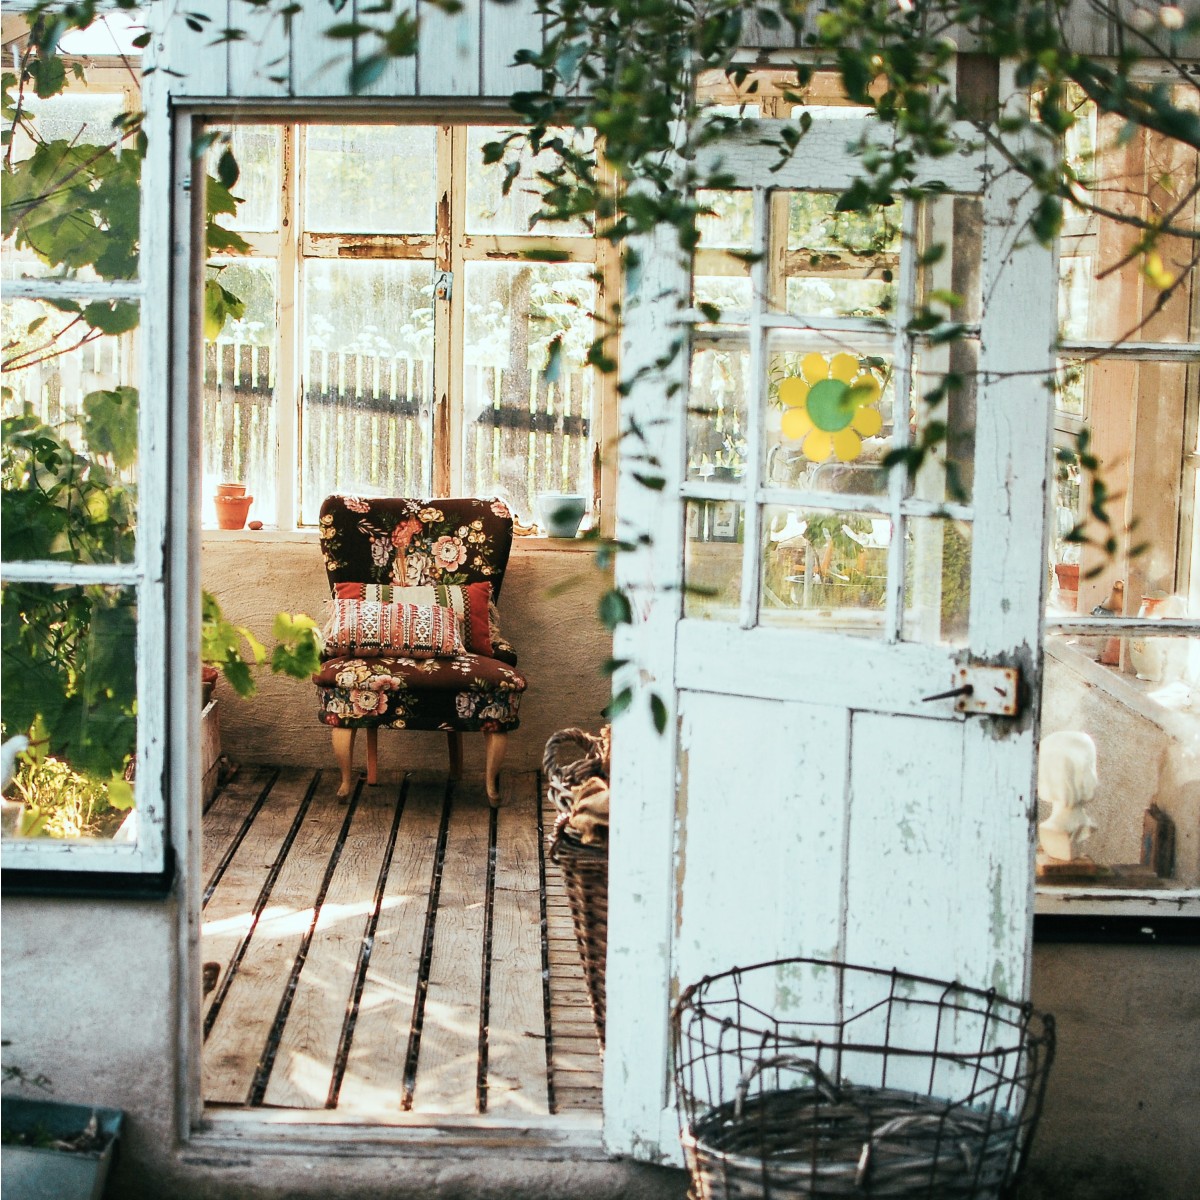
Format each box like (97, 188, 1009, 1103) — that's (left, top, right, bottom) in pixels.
(682, 189, 977, 646)
(203, 122, 608, 531)
(2, 16, 164, 872)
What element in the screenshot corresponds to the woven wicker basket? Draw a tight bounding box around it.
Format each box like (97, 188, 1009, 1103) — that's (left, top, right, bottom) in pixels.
(673, 958, 1055, 1200)
(544, 727, 610, 1046)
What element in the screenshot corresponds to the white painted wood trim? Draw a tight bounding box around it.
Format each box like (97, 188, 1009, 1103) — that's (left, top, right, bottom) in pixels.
(275, 124, 299, 530)
(1057, 339, 1200, 361)
(675, 621, 965, 717)
(0, 279, 143, 301)
(692, 120, 988, 195)
(0, 562, 140, 585)
(417, 0, 481, 96)
(604, 219, 691, 1160)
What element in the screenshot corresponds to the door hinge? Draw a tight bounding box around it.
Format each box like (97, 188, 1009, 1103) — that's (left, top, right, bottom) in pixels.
(922, 664, 1019, 716)
(434, 269, 453, 301)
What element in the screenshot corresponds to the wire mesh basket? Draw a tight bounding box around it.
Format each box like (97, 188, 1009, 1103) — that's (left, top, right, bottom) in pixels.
(673, 957, 1055, 1199)
(544, 727, 610, 1045)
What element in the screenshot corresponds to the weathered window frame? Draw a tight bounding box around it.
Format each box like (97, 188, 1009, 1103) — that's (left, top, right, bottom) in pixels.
(1, 24, 172, 885)
(200, 118, 620, 534)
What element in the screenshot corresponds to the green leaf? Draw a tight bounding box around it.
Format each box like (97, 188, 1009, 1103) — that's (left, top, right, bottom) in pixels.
(602, 686, 633, 721)
(217, 147, 240, 190)
(650, 691, 668, 734)
(81, 387, 139, 470)
(81, 300, 140, 336)
(349, 54, 387, 93)
(598, 588, 632, 631)
(107, 775, 135, 810)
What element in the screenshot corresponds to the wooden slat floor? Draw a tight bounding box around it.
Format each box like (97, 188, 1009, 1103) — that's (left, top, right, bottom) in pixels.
(201, 765, 603, 1120)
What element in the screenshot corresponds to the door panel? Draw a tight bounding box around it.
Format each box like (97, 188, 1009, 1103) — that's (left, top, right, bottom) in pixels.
(606, 114, 1053, 1160)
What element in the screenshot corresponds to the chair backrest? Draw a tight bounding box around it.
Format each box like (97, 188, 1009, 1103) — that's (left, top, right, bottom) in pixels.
(318, 496, 515, 600)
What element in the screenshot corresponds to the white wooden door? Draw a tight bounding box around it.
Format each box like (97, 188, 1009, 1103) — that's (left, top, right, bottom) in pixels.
(604, 117, 1055, 1159)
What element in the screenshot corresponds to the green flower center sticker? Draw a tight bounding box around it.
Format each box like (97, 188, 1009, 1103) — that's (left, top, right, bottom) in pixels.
(777, 352, 884, 462)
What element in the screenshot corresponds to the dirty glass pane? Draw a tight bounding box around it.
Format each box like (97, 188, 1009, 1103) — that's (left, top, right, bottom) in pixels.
(1049, 355, 1199, 618)
(688, 333, 749, 484)
(300, 261, 435, 523)
(768, 192, 899, 319)
(3, 90, 140, 282)
(1039, 631, 1200, 891)
(466, 127, 592, 237)
(462, 262, 595, 523)
(203, 260, 278, 528)
(902, 518, 972, 646)
(1, 583, 138, 843)
(304, 126, 437, 235)
(693, 190, 752, 313)
(759, 504, 889, 635)
(909, 344, 977, 506)
(683, 500, 743, 620)
(210, 125, 281, 234)
(764, 330, 893, 498)
(916, 196, 982, 327)
(1, 298, 139, 563)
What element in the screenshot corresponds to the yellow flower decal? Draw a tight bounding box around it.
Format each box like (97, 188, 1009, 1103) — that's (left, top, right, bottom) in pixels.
(778, 352, 883, 463)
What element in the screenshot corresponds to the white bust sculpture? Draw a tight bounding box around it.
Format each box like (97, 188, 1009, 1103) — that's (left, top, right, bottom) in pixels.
(1038, 731, 1100, 861)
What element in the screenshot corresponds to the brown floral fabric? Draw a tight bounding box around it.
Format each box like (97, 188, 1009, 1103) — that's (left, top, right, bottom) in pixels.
(315, 496, 526, 731)
(315, 654, 525, 732)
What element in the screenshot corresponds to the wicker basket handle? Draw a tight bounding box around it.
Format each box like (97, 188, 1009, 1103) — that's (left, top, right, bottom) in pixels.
(854, 1111, 975, 1188)
(733, 1055, 840, 1120)
(542, 727, 607, 777)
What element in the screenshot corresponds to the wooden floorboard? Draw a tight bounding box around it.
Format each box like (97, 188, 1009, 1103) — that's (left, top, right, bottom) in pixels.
(409, 782, 491, 1115)
(201, 767, 602, 1121)
(336, 777, 444, 1115)
(204, 770, 346, 1104)
(201, 768, 312, 1026)
(261, 783, 400, 1109)
(486, 774, 550, 1116)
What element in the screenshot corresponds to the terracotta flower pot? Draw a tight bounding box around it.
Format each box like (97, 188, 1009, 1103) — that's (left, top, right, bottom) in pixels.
(214, 493, 253, 530)
(215, 482, 246, 499)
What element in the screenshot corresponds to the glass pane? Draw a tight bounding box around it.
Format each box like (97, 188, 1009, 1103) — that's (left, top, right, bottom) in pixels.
(1040, 631, 1200, 889)
(683, 500, 743, 619)
(688, 333, 749, 483)
(1, 583, 138, 843)
(301, 261, 435, 524)
(759, 504, 889, 635)
(693, 190, 752, 315)
(902, 518, 972, 646)
(769, 192, 900, 319)
(2, 298, 138, 563)
(210, 125, 281, 233)
(462, 263, 596, 523)
(1050, 356, 1199, 617)
(3, 88, 140, 282)
(765, 330, 893, 498)
(304, 126, 437, 234)
(917, 196, 982, 326)
(203, 260, 278, 528)
(1058, 89, 1198, 344)
(466, 127, 592, 236)
(909, 344, 977, 505)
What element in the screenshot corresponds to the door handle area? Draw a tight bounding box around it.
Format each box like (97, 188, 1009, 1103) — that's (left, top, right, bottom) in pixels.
(922, 665, 1020, 717)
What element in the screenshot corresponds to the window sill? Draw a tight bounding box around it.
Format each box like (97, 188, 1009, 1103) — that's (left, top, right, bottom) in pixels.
(201, 528, 602, 553)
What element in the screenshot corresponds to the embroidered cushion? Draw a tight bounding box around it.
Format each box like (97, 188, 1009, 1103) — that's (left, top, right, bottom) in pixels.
(322, 599, 463, 659)
(334, 581, 493, 657)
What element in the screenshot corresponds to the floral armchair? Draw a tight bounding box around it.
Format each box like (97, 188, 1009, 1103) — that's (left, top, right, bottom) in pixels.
(314, 496, 527, 802)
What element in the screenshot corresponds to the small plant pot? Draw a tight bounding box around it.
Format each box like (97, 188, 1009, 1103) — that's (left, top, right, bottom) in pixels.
(214, 493, 253, 530)
(537, 492, 587, 538)
(214, 482, 246, 499)
(1, 1096, 124, 1200)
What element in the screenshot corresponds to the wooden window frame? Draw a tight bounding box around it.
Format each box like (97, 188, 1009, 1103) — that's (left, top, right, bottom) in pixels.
(205, 119, 619, 534)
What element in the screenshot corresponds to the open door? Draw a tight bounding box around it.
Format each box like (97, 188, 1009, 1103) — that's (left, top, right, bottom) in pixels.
(604, 114, 1055, 1157)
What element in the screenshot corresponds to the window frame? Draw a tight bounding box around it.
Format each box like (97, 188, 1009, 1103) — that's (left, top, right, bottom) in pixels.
(1, 29, 171, 883)
(201, 118, 620, 535)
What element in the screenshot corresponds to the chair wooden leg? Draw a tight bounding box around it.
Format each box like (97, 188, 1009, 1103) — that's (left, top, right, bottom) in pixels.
(332, 728, 356, 801)
(365, 727, 379, 785)
(446, 732, 463, 781)
(484, 732, 506, 806)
